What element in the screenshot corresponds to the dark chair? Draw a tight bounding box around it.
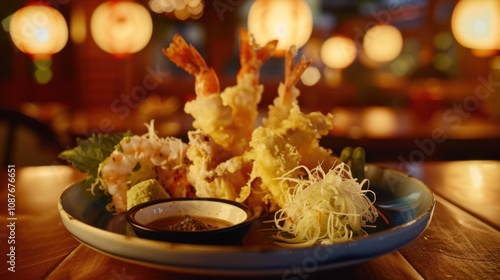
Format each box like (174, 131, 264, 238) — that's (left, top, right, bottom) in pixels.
(0, 108, 65, 166)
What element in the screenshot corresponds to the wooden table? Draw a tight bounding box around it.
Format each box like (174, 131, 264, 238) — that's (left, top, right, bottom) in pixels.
(1, 161, 499, 279)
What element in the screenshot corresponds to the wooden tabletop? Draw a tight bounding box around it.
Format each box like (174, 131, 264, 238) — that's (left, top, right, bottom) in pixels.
(1, 161, 499, 279)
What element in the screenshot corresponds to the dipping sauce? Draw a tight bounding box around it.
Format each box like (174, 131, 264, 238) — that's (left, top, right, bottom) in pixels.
(147, 215, 233, 231)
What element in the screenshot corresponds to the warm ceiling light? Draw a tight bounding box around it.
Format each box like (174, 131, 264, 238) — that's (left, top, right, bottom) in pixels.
(248, 0, 313, 55)
(363, 24, 403, 63)
(90, 1, 153, 57)
(9, 4, 68, 60)
(320, 36, 357, 69)
(451, 0, 500, 50)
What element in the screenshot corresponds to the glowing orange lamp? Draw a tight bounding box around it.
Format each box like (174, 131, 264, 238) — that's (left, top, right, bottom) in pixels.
(363, 24, 403, 63)
(451, 0, 500, 50)
(9, 4, 68, 60)
(248, 0, 313, 55)
(90, 1, 153, 57)
(321, 36, 357, 69)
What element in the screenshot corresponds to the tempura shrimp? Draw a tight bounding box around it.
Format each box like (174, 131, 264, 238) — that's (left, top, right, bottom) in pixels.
(97, 121, 189, 213)
(264, 46, 312, 129)
(218, 29, 277, 153)
(239, 46, 336, 213)
(265, 46, 335, 170)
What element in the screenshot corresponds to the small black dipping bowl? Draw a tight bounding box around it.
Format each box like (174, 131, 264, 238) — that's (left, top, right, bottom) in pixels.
(126, 198, 256, 245)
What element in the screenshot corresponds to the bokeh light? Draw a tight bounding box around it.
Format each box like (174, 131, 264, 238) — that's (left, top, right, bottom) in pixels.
(91, 1, 153, 57)
(149, 0, 204, 20)
(362, 107, 398, 138)
(320, 36, 357, 69)
(301, 66, 321, 86)
(248, 0, 313, 54)
(433, 32, 453, 51)
(9, 5, 68, 60)
(451, 0, 500, 50)
(363, 24, 403, 63)
(70, 6, 87, 44)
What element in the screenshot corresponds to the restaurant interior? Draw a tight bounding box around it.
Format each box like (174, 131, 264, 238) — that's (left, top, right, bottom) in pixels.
(1, 0, 500, 167)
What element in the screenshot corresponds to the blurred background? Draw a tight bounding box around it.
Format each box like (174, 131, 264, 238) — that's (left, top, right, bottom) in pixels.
(1, 0, 499, 166)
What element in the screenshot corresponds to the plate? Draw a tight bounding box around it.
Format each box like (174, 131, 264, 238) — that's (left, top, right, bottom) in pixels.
(58, 164, 435, 276)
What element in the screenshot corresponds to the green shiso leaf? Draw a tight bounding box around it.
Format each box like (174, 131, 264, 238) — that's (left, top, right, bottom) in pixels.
(59, 132, 131, 183)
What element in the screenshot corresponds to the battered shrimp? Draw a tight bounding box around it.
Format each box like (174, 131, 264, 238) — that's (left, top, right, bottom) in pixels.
(239, 46, 337, 213)
(97, 121, 189, 213)
(218, 29, 278, 153)
(264, 45, 335, 169)
(264, 46, 312, 129)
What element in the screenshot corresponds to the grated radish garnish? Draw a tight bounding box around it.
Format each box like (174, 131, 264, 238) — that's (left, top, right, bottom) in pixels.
(273, 162, 378, 247)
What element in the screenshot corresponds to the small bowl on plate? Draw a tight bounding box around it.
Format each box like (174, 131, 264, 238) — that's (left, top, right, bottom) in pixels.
(126, 197, 256, 245)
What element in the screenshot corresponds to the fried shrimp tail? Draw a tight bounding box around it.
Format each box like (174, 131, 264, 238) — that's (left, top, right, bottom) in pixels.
(237, 29, 278, 86)
(163, 34, 220, 96)
(282, 46, 312, 106)
(264, 46, 312, 129)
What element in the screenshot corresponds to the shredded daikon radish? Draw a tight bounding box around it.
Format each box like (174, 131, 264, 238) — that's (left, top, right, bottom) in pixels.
(273, 162, 378, 247)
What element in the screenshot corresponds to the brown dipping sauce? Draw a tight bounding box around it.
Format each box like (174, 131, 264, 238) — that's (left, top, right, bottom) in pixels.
(147, 215, 233, 231)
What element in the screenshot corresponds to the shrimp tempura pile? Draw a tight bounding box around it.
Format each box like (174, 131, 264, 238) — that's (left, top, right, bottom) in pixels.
(61, 29, 353, 216)
(164, 29, 276, 155)
(164, 29, 339, 215)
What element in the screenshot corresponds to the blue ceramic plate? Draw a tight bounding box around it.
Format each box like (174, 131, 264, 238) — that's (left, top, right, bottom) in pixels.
(58, 164, 435, 276)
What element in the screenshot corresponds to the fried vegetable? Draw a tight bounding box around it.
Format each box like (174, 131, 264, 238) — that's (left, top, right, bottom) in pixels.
(352, 147, 366, 181)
